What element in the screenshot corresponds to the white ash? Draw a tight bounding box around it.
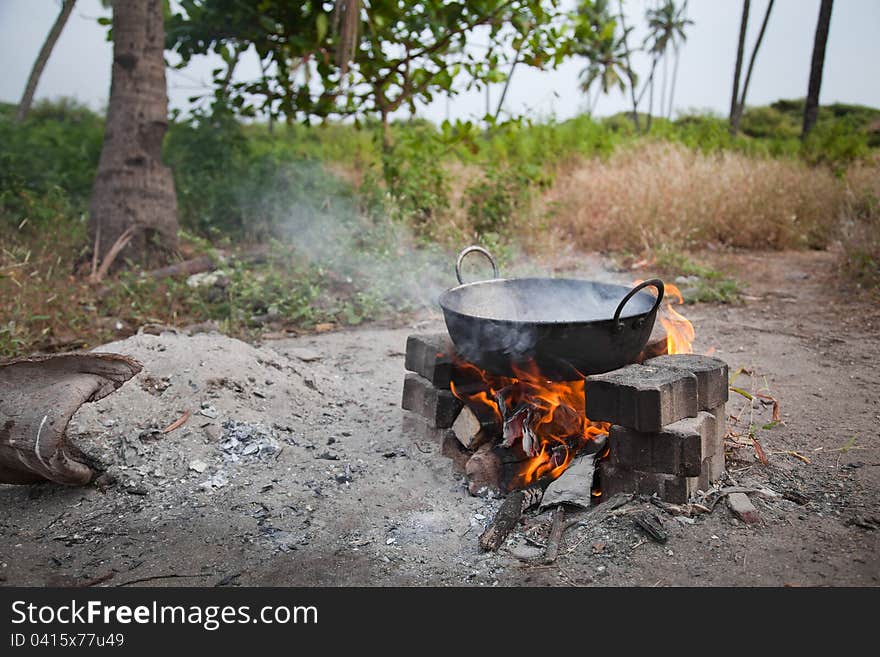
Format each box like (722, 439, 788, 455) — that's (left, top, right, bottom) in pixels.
(219, 420, 282, 462)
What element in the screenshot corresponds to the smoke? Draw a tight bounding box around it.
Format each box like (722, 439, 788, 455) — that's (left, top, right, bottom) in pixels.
(238, 161, 645, 340)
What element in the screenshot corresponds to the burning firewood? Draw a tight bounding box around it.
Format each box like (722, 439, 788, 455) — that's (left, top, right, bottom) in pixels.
(452, 405, 498, 450)
(0, 353, 142, 485)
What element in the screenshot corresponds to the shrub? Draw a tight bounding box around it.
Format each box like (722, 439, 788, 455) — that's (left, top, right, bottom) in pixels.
(539, 142, 844, 253)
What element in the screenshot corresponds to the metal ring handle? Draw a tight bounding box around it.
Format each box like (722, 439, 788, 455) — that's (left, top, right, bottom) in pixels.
(455, 246, 499, 285)
(613, 279, 665, 330)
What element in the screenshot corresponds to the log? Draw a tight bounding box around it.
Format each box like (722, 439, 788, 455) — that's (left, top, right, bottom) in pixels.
(452, 405, 498, 450)
(0, 353, 142, 485)
(143, 254, 216, 280)
(465, 442, 530, 495)
(479, 490, 525, 551)
(543, 505, 566, 564)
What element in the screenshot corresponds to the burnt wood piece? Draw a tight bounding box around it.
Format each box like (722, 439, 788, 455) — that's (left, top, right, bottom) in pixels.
(404, 334, 456, 388)
(452, 405, 498, 450)
(633, 511, 668, 543)
(543, 505, 567, 564)
(646, 354, 729, 410)
(401, 373, 462, 429)
(465, 442, 531, 495)
(0, 353, 142, 485)
(584, 363, 698, 432)
(638, 323, 669, 362)
(479, 490, 525, 551)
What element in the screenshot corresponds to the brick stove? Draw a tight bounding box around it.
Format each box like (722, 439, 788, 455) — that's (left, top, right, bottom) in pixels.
(400, 331, 728, 505)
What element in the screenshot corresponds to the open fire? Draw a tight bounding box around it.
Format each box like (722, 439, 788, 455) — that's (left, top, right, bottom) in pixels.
(450, 283, 695, 492)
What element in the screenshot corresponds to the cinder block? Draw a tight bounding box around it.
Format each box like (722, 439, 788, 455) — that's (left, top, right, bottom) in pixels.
(404, 334, 456, 388)
(597, 461, 638, 498)
(647, 354, 729, 410)
(609, 414, 712, 478)
(401, 373, 463, 428)
(401, 410, 445, 442)
(440, 431, 472, 474)
(708, 403, 727, 480)
(585, 364, 698, 432)
(598, 458, 707, 504)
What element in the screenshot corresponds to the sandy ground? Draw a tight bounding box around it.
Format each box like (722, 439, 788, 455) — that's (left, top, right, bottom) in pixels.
(0, 250, 878, 587)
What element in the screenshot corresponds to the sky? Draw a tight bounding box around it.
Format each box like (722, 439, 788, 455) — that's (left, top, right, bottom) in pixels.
(1, 0, 878, 124)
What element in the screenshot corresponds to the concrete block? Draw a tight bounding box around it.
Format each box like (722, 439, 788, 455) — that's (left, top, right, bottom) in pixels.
(584, 363, 698, 432)
(647, 354, 729, 410)
(608, 411, 715, 477)
(404, 334, 456, 388)
(401, 373, 463, 428)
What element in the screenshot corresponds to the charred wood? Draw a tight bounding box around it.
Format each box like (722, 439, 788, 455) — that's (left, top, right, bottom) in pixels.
(478, 490, 525, 551)
(543, 505, 566, 564)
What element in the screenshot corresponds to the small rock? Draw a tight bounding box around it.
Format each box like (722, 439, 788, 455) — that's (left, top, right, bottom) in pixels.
(386, 537, 397, 545)
(199, 404, 219, 419)
(287, 347, 323, 362)
(200, 473, 228, 490)
(189, 460, 208, 474)
(727, 492, 761, 524)
(316, 451, 339, 461)
(509, 544, 543, 561)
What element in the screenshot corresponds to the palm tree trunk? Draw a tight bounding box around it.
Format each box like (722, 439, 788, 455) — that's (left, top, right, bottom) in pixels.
(729, 0, 751, 135)
(88, 0, 179, 269)
(667, 45, 679, 119)
(735, 0, 774, 131)
(617, 0, 641, 132)
(15, 0, 77, 123)
(667, 0, 689, 120)
(802, 0, 834, 139)
(660, 49, 669, 123)
(647, 62, 655, 131)
(494, 37, 526, 122)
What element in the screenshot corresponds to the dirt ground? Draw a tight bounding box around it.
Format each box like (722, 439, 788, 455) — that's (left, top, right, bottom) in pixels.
(1, 249, 878, 587)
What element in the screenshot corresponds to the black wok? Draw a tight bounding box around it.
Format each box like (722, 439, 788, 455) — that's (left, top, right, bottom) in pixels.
(438, 246, 665, 380)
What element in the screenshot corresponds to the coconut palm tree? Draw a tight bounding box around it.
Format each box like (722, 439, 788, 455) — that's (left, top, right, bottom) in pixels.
(733, 0, 774, 134)
(640, 0, 692, 129)
(89, 0, 179, 269)
(574, 0, 632, 116)
(729, 0, 751, 135)
(803, 0, 834, 138)
(16, 0, 78, 123)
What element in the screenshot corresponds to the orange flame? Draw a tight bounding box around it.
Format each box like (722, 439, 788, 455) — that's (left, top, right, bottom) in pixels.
(451, 360, 609, 489)
(659, 283, 695, 355)
(634, 280, 695, 355)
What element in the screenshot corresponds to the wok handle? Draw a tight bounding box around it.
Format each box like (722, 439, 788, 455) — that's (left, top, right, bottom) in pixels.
(613, 279, 665, 330)
(455, 246, 499, 285)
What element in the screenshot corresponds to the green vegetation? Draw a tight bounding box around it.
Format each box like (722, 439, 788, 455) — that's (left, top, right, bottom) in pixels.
(1, 97, 878, 355)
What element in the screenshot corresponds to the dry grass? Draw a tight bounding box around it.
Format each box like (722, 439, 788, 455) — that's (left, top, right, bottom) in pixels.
(520, 142, 846, 253)
(839, 159, 880, 289)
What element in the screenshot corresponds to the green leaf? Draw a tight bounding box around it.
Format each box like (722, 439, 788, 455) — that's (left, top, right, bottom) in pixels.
(730, 386, 753, 401)
(316, 13, 328, 43)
